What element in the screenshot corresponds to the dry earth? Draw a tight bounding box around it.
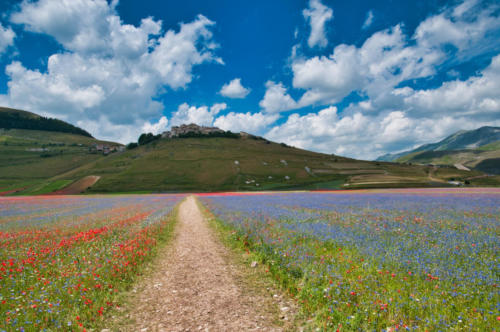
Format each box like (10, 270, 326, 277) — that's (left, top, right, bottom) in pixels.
(118, 196, 293, 331)
(52, 175, 101, 194)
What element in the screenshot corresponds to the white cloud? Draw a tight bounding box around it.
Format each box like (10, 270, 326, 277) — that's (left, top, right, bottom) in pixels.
(0, 23, 15, 55)
(142, 116, 168, 135)
(414, 2, 500, 56)
(11, 0, 116, 54)
(265, 0, 500, 158)
(3, 0, 221, 143)
(259, 81, 298, 113)
(282, 1, 500, 111)
(303, 0, 333, 48)
(219, 78, 250, 98)
(265, 106, 500, 160)
(403, 54, 500, 117)
(292, 44, 363, 106)
(362, 10, 374, 30)
(170, 102, 227, 127)
(150, 14, 222, 89)
(289, 24, 444, 108)
(214, 111, 279, 134)
(77, 116, 148, 145)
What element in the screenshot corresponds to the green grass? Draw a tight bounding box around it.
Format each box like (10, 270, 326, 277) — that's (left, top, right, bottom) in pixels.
(478, 140, 500, 151)
(77, 137, 491, 192)
(1, 129, 498, 195)
(21, 180, 74, 195)
(0, 129, 120, 194)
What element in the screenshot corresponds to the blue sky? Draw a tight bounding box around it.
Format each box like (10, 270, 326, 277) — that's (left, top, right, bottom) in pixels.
(0, 0, 499, 159)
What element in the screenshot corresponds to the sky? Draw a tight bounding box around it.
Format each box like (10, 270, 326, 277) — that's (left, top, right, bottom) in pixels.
(0, 0, 499, 160)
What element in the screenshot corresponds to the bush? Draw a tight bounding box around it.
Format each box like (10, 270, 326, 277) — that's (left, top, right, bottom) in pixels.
(138, 133, 160, 145)
(126, 142, 138, 150)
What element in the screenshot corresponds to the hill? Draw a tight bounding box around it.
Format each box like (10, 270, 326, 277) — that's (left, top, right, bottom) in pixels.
(0, 107, 93, 137)
(376, 126, 500, 175)
(1, 109, 498, 195)
(0, 125, 121, 195)
(47, 134, 494, 193)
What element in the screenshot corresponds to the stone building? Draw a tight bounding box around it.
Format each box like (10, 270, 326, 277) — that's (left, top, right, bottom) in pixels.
(161, 123, 224, 138)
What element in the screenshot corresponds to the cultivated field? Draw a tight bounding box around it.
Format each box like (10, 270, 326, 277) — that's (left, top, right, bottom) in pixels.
(200, 188, 500, 330)
(0, 194, 184, 330)
(0, 189, 498, 331)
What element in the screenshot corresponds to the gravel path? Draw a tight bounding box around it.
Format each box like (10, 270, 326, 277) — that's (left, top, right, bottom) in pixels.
(123, 196, 283, 331)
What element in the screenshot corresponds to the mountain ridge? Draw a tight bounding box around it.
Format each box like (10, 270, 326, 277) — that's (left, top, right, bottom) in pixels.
(377, 126, 500, 162)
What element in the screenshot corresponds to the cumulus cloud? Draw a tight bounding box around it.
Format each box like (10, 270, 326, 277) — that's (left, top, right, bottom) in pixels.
(142, 116, 168, 135)
(214, 111, 278, 134)
(259, 81, 298, 113)
(290, 24, 444, 108)
(292, 43, 363, 106)
(265, 106, 500, 160)
(170, 102, 227, 127)
(414, 1, 500, 56)
(219, 78, 250, 98)
(303, 0, 333, 48)
(0, 23, 15, 55)
(263, 0, 500, 159)
(3, 0, 221, 143)
(283, 1, 500, 111)
(402, 54, 500, 117)
(362, 10, 374, 30)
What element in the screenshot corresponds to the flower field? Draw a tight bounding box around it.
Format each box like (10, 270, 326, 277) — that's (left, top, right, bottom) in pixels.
(0, 194, 184, 331)
(200, 188, 500, 331)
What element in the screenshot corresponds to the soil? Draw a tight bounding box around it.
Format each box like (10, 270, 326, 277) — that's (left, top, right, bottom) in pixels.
(52, 175, 100, 194)
(119, 196, 289, 331)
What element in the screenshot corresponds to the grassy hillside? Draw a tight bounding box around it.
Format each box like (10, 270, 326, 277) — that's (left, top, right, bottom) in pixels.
(1, 127, 497, 195)
(46, 135, 490, 193)
(394, 144, 500, 174)
(0, 128, 120, 195)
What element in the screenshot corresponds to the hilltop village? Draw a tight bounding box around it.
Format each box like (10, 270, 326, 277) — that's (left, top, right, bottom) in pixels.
(161, 123, 225, 138)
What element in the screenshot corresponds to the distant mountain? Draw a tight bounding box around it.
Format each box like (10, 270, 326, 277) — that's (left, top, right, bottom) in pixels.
(376, 126, 500, 175)
(0, 107, 93, 137)
(377, 126, 500, 162)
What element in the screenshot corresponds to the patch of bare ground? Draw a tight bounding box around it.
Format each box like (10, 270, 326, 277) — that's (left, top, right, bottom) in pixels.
(51, 175, 100, 194)
(113, 196, 298, 331)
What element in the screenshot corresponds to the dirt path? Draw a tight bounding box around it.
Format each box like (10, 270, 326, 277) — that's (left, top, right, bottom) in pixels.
(122, 196, 285, 331)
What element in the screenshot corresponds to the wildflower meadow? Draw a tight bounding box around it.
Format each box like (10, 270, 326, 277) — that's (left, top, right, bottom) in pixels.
(1, 189, 498, 331)
(200, 188, 500, 330)
(0, 194, 183, 331)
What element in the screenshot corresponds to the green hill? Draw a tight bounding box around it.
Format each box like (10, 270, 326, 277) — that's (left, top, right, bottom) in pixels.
(1, 108, 498, 195)
(47, 135, 494, 193)
(0, 107, 93, 137)
(0, 127, 121, 195)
